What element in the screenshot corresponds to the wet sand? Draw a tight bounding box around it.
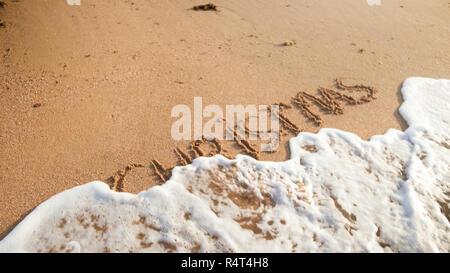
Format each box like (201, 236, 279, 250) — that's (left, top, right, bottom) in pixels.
(0, 0, 449, 237)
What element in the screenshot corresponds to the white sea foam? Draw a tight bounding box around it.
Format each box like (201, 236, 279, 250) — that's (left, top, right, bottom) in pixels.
(0, 78, 449, 253)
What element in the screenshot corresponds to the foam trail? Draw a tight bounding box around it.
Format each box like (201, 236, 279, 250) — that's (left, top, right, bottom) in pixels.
(0, 78, 449, 253)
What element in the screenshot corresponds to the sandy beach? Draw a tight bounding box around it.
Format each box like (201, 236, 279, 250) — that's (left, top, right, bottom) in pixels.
(0, 0, 449, 247)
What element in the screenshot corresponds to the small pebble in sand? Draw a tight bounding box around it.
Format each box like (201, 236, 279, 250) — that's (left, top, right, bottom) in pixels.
(282, 41, 296, 47)
(33, 103, 42, 108)
(193, 3, 218, 11)
(358, 48, 366, 53)
(3, 47, 11, 57)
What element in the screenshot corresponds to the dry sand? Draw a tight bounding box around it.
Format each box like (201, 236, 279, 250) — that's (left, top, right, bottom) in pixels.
(0, 0, 449, 238)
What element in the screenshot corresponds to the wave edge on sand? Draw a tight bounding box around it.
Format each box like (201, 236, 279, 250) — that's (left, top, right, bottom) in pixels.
(1, 77, 449, 253)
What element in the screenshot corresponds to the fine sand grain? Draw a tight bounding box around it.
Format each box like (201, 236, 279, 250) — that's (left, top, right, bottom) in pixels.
(0, 0, 449, 237)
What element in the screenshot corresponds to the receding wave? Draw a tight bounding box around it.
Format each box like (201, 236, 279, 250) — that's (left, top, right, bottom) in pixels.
(0, 78, 449, 253)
